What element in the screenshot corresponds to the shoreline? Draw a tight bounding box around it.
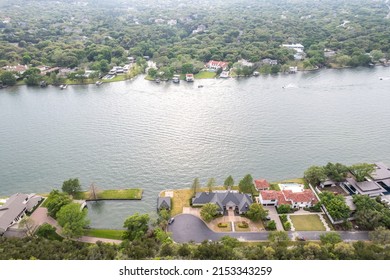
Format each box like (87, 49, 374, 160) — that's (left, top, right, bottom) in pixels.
(3, 64, 388, 90)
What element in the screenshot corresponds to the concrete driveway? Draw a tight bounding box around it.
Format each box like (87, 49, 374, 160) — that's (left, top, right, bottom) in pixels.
(264, 206, 284, 231)
(169, 214, 271, 243)
(168, 214, 370, 243)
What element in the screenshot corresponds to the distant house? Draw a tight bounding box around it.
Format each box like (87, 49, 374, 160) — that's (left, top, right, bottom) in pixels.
(192, 191, 253, 215)
(157, 197, 171, 211)
(261, 58, 278, 65)
(236, 59, 254, 67)
(2, 64, 28, 75)
(185, 73, 194, 82)
(167, 19, 177, 26)
(254, 179, 270, 191)
(192, 24, 206, 34)
(259, 189, 318, 208)
(205, 60, 229, 71)
(282, 43, 305, 53)
(0, 193, 42, 236)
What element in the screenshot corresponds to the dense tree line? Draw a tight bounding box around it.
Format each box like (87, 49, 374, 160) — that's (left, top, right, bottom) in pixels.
(1, 231, 389, 260)
(1, 0, 390, 81)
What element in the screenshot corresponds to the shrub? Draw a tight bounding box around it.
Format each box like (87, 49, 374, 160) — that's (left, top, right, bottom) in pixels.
(266, 220, 276, 231)
(277, 204, 292, 214)
(218, 223, 228, 228)
(284, 221, 291, 231)
(280, 214, 288, 223)
(238, 221, 249, 228)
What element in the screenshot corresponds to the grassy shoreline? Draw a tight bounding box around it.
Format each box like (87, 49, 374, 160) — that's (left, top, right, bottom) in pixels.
(84, 228, 125, 240)
(73, 188, 143, 201)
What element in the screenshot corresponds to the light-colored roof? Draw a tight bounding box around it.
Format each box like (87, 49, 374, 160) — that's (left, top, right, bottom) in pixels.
(371, 162, 390, 181)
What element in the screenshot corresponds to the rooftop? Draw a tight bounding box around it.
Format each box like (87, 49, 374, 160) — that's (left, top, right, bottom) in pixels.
(371, 162, 390, 181)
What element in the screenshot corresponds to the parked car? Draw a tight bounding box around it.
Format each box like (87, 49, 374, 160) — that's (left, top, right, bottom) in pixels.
(168, 217, 175, 224)
(297, 236, 306, 241)
(265, 216, 271, 221)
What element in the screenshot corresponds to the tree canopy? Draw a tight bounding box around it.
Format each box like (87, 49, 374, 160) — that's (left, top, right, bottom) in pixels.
(200, 203, 219, 222)
(56, 202, 90, 238)
(62, 178, 82, 195)
(122, 213, 150, 241)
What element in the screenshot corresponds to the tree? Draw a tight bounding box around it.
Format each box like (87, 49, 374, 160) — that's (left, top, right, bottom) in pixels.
(324, 162, 348, 182)
(350, 163, 375, 182)
(122, 213, 150, 241)
(57, 202, 90, 238)
(45, 190, 72, 218)
(224, 175, 234, 190)
(35, 223, 59, 240)
(283, 221, 291, 231)
(206, 178, 216, 192)
(192, 177, 200, 196)
(353, 195, 390, 229)
(0, 71, 16, 86)
(304, 165, 326, 186)
(333, 243, 355, 259)
(200, 203, 219, 222)
(319, 191, 350, 221)
(88, 183, 100, 200)
(276, 204, 291, 214)
(369, 226, 390, 245)
(238, 174, 255, 194)
(320, 232, 342, 245)
(246, 203, 268, 221)
(62, 178, 81, 195)
(19, 216, 36, 236)
(267, 231, 289, 247)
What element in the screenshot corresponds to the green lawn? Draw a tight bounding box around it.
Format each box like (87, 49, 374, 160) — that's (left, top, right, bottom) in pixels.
(73, 189, 143, 200)
(84, 229, 125, 240)
(195, 71, 216, 79)
(290, 215, 326, 231)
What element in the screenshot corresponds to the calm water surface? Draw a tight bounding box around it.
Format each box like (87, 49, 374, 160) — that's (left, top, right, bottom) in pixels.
(1, 67, 390, 228)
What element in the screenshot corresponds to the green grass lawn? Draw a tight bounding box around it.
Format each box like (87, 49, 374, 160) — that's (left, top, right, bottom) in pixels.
(84, 229, 125, 240)
(195, 71, 217, 79)
(73, 189, 143, 200)
(290, 215, 326, 231)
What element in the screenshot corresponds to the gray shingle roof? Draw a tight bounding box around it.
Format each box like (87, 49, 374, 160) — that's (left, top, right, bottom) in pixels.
(0, 193, 29, 234)
(192, 191, 253, 213)
(157, 197, 171, 210)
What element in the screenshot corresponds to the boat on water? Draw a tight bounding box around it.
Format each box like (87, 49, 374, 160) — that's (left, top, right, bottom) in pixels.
(155, 78, 161, 83)
(59, 84, 68, 89)
(198, 85, 204, 88)
(172, 75, 180, 83)
(95, 81, 103, 86)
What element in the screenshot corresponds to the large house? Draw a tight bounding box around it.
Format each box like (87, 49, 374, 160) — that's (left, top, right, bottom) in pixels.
(205, 60, 229, 71)
(343, 162, 390, 197)
(192, 191, 253, 215)
(259, 189, 318, 208)
(0, 193, 42, 235)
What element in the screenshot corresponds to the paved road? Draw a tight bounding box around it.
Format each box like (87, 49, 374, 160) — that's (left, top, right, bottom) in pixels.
(168, 214, 370, 243)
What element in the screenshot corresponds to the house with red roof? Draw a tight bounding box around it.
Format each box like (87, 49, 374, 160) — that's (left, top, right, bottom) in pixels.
(259, 189, 318, 208)
(254, 179, 270, 191)
(205, 60, 229, 71)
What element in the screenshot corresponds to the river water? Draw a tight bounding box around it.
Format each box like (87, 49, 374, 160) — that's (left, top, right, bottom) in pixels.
(1, 67, 390, 228)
